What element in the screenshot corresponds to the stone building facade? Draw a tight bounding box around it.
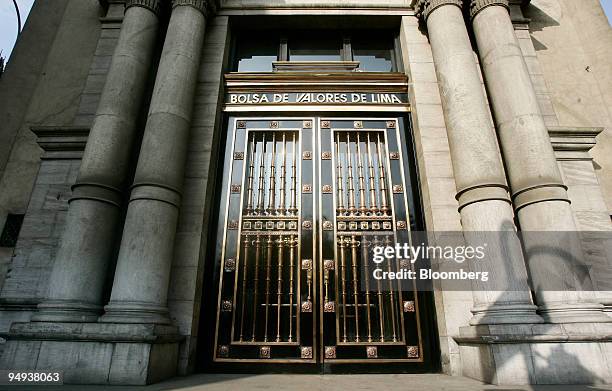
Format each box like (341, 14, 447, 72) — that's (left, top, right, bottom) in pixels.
(0, 0, 611, 385)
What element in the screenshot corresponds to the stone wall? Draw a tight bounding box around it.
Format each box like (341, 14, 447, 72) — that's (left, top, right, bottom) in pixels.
(0, 0, 103, 296)
(528, 0, 612, 215)
(0, 0, 69, 292)
(400, 15, 472, 377)
(0, 0, 68, 201)
(167, 15, 230, 374)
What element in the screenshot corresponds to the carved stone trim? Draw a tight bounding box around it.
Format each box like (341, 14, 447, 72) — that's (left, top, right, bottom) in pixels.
(125, 0, 162, 15)
(416, 0, 463, 21)
(469, 0, 509, 19)
(172, 0, 208, 15)
(31, 126, 90, 160)
(548, 126, 604, 161)
(455, 183, 511, 211)
(512, 183, 570, 211)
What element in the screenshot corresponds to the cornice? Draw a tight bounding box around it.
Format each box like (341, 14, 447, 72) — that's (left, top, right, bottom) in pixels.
(416, 0, 464, 21)
(469, 0, 508, 20)
(31, 126, 90, 160)
(548, 126, 604, 161)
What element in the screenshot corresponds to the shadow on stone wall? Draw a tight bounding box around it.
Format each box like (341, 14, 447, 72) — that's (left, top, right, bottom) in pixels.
(472, 221, 608, 387)
(523, 2, 561, 51)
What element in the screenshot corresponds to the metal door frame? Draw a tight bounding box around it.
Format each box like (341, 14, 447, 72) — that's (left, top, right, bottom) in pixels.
(201, 114, 438, 371)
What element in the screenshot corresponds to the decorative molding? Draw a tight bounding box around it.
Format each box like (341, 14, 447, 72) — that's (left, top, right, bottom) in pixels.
(273, 61, 360, 73)
(548, 126, 604, 161)
(172, 0, 209, 15)
(217, 345, 229, 358)
(469, 0, 509, 20)
(407, 346, 419, 358)
(416, 0, 463, 21)
(455, 183, 511, 211)
(259, 346, 271, 359)
(31, 126, 90, 160)
(301, 346, 313, 359)
(366, 346, 378, 358)
(512, 183, 570, 211)
(125, 0, 162, 15)
(508, 0, 531, 25)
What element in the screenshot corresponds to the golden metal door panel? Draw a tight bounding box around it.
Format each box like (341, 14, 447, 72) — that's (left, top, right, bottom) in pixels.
(213, 117, 423, 364)
(318, 118, 422, 363)
(214, 118, 316, 362)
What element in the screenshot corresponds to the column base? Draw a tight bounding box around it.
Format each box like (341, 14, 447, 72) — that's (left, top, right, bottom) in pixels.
(99, 301, 171, 324)
(31, 300, 101, 323)
(455, 323, 612, 385)
(0, 322, 182, 385)
(470, 303, 544, 325)
(538, 302, 612, 324)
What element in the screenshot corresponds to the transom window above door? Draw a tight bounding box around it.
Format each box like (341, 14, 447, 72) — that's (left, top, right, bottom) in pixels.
(233, 30, 400, 73)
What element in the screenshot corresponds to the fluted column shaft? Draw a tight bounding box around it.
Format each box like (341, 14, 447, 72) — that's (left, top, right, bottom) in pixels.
(470, 0, 610, 323)
(418, 0, 541, 325)
(33, 2, 161, 322)
(100, 0, 208, 324)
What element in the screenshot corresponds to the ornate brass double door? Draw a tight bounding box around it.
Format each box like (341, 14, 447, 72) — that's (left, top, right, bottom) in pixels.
(213, 117, 424, 365)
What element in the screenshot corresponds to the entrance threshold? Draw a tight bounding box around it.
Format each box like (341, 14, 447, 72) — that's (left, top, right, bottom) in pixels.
(36, 374, 605, 391)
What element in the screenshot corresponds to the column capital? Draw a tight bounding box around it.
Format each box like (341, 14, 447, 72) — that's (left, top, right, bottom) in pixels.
(172, 0, 211, 15)
(469, 0, 509, 20)
(125, 0, 163, 16)
(416, 0, 464, 22)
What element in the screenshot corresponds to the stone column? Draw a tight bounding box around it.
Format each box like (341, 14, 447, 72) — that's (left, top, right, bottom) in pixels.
(100, 0, 208, 324)
(417, 0, 541, 325)
(32, 1, 161, 322)
(470, 0, 610, 323)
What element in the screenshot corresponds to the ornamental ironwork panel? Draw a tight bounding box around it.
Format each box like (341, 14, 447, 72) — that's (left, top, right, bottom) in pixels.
(215, 118, 316, 363)
(318, 118, 422, 362)
(214, 117, 422, 364)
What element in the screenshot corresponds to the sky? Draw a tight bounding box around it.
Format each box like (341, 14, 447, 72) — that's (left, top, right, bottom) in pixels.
(0, 0, 611, 61)
(1, 0, 35, 61)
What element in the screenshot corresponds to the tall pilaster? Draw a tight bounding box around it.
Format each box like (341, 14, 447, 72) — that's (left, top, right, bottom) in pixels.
(417, 0, 541, 325)
(469, 0, 610, 323)
(32, 1, 161, 322)
(100, 0, 209, 324)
